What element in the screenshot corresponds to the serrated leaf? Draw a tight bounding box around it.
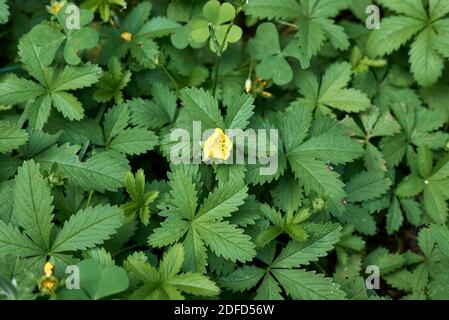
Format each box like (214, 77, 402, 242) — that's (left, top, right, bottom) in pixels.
(51, 204, 123, 253)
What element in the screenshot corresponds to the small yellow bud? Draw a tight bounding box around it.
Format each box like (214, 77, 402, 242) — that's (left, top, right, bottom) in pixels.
(42, 278, 57, 290)
(261, 91, 273, 98)
(203, 128, 233, 162)
(245, 79, 252, 93)
(121, 32, 133, 42)
(47, 1, 66, 15)
(44, 262, 54, 278)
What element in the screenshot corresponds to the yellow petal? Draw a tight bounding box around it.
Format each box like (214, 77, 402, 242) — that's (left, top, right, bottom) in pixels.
(121, 32, 133, 42)
(42, 278, 57, 290)
(44, 262, 54, 277)
(47, 1, 66, 15)
(203, 128, 232, 162)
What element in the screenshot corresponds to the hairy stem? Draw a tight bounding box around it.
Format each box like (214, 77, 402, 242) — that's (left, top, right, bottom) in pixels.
(212, 1, 245, 97)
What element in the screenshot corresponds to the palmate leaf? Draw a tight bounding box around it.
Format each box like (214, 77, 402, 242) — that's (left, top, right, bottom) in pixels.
(51, 204, 124, 253)
(129, 84, 177, 130)
(297, 4, 349, 68)
(0, 121, 28, 153)
(0, 32, 101, 129)
(317, 62, 371, 112)
(94, 57, 131, 104)
(150, 171, 255, 272)
(125, 244, 219, 299)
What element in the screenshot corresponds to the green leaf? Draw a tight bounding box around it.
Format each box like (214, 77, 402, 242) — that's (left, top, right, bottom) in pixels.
(386, 197, 403, 234)
(108, 128, 158, 155)
(424, 182, 448, 223)
(58, 259, 129, 300)
(94, 57, 131, 104)
(272, 223, 342, 268)
(289, 154, 346, 215)
(169, 172, 198, 221)
(428, 224, 449, 257)
(367, 16, 424, 56)
(0, 121, 28, 153)
(0, 0, 9, 24)
(196, 181, 248, 221)
(255, 274, 283, 300)
(345, 171, 391, 202)
(410, 28, 445, 87)
(51, 204, 123, 252)
(194, 221, 256, 263)
(396, 175, 424, 197)
(50, 64, 102, 92)
(245, 0, 300, 20)
(271, 269, 346, 300)
(36, 145, 126, 192)
(0, 221, 43, 257)
(293, 133, 363, 165)
(13, 160, 54, 250)
(220, 266, 265, 292)
(378, 0, 427, 20)
(0, 75, 45, 106)
(180, 87, 224, 129)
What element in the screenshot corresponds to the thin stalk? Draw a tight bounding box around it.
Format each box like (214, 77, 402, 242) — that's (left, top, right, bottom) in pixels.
(85, 190, 94, 208)
(212, 1, 245, 97)
(79, 103, 107, 160)
(112, 243, 141, 257)
(277, 20, 297, 29)
(159, 63, 179, 92)
(0, 64, 22, 74)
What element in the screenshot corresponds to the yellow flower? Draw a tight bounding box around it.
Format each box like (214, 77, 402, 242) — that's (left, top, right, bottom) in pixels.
(47, 1, 66, 15)
(121, 32, 133, 42)
(203, 128, 233, 162)
(42, 278, 57, 290)
(44, 262, 54, 278)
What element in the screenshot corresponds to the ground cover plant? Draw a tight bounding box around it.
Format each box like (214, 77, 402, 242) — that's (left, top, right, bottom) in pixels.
(0, 0, 449, 300)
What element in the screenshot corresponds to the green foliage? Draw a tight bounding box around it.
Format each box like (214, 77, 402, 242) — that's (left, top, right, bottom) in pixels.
(0, 0, 448, 302)
(367, 0, 449, 86)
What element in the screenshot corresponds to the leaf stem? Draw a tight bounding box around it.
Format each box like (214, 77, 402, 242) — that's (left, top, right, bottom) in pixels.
(159, 63, 179, 92)
(85, 190, 94, 208)
(0, 64, 22, 74)
(112, 243, 141, 257)
(212, 1, 245, 97)
(276, 20, 297, 29)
